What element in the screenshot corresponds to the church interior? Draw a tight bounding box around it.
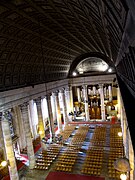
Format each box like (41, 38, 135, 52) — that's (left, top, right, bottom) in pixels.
(0, 0, 135, 180)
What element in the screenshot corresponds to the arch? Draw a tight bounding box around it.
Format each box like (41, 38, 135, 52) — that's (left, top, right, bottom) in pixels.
(68, 52, 115, 77)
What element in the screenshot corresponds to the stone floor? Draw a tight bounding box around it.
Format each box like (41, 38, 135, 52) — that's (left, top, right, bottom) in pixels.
(18, 124, 122, 180)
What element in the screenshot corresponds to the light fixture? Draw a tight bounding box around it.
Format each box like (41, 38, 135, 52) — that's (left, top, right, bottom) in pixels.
(108, 68, 112, 72)
(114, 157, 131, 172)
(38, 130, 43, 135)
(72, 72, 77, 76)
(117, 114, 120, 119)
(1, 160, 7, 167)
(120, 173, 127, 180)
(118, 132, 122, 137)
(0, 160, 10, 169)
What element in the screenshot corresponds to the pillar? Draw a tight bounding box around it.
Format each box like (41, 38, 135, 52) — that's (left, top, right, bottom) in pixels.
(65, 86, 74, 114)
(99, 84, 106, 120)
(88, 88, 91, 96)
(35, 97, 45, 139)
(108, 84, 112, 102)
(125, 127, 129, 159)
(14, 106, 26, 150)
(11, 108, 22, 155)
(54, 92, 62, 132)
(83, 85, 89, 121)
(77, 87, 81, 103)
(11, 108, 20, 139)
(80, 89, 83, 101)
(29, 100, 38, 139)
(123, 115, 127, 151)
(93, 86, 96, 95)
(20, 103, 35, 169)
(1, 111, 19, 180)
(104, 86, 107, 98)
(51, 93, 57, 123)
(117, 87, 121, 117)
(0, 116, 6, 161)
(69, 86, 74, 113)
(45, 95, 55, 139)
(59, 89, 68, 126)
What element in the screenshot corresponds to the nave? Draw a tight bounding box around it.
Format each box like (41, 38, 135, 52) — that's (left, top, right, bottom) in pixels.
(16, 122, 125, 180)
(0, 77, 132, 180)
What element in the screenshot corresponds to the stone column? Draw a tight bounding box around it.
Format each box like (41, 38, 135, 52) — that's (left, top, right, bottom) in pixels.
(123, 113, 127, 151)
(88, 88, 91, 96)
(65, 86, 74, 114)
(14, 106, 26, 150)
(11, 108, 20, 138)
(1, 112, 19, 180)
(93, 86, 96, 95)
(65, 86, 71, 114)
(106, 86, 109, 98)
(11, 108, 22, 155)
(28, 105, 34, 138)
(0, 116, 6, 161)
(45, 95, 55, 139)
(99, 84, 106, 120)
(108, 84, 112, 102)
(83, 85, 89, 121)
(69, 86, 74, 113)
(51, 93, 57, 122)
(104, 86, 107, 99)
(20, 103, 35, 169)
(80, 89, 83, 101)
(54, 92, 62, 132)
(59, 89, 68, 126)
(117, 87, 121, 116)
(77, 87, 81, 103)
(125, 128, 129, 159)
(35, 98, 45, 139)
(29, 100, 38, 139)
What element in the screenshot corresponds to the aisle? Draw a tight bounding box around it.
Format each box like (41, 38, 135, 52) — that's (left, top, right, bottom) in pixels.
(21, 123, 123, 180)
(46, 172, 105, 180)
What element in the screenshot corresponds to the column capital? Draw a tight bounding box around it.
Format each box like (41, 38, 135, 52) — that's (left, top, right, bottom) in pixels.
(108, 83, 112, 86)
(19, 102, 29, 111)
(52, 91, 59, 96)
(43, 93, 51, 99)
(82, 84, 87, 89)
(65, 85, 72, 91)
(52, 92, 56, 96)
(44, 94, 52, 101)
(1, 111, 11, 121)
(99, 83, 104, 88)
(59, 89, 64, 94)
(34, 97, 41, 106)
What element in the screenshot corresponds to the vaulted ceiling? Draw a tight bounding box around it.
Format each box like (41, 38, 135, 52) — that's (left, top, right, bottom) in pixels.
(0, 0, 129, 91)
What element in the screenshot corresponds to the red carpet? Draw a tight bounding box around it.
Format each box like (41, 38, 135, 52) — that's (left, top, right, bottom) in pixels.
(46, 172, 105, 180)
(34, 143, 41, 153)
(3, 176, 10, 180)
(17, 161, 24, 170)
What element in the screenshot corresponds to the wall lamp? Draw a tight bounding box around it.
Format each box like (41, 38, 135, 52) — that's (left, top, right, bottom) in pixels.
(72, 72, 77, 76)
(0, 160, 10, 169)
(118, 131, 122, 137)
(114, 157, 131, 180)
